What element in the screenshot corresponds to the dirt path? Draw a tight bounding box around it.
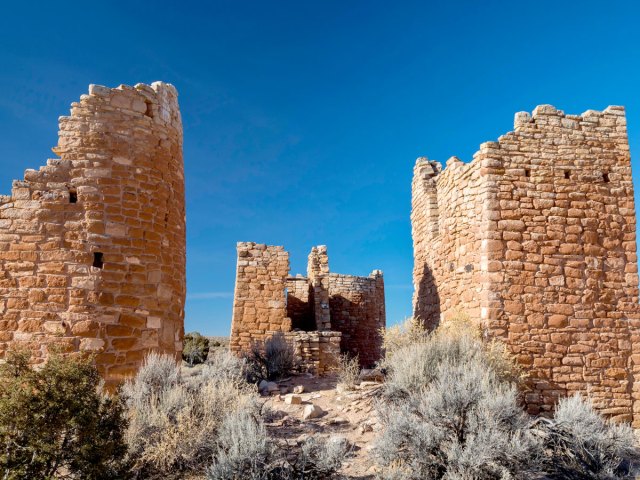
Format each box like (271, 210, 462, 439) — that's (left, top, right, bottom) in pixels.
(262, 373, 382, 479)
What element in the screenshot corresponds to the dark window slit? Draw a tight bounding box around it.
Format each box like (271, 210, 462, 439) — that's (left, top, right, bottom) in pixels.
(93, 252, 104, 269)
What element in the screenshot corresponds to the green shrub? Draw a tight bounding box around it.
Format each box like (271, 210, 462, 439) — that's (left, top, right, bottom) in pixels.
(182, 331, 210, 366)
(0, 350, 129, 479)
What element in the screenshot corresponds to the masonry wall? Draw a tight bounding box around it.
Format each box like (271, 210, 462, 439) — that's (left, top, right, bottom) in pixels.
(230, 242, 386, 370)
(230, 242, 290, 353)
(284, 330, 342, 375)
(0, 82, 185, 386)
(412, 104, 640, 425)
(308, 246, 331, 330)
(412, 156, 487, 329)
(328, 271, 385, 367)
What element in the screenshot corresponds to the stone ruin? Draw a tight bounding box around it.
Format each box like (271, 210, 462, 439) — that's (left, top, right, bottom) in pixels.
(0, 82, 185, 388)
(230, 242, 385, 372)
(412, 104, 640, 425)
(4, 79, 640, 428)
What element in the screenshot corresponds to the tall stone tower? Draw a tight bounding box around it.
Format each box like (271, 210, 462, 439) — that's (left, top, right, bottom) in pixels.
(0, 82, 185, 386)
(411, 105, 640, 425)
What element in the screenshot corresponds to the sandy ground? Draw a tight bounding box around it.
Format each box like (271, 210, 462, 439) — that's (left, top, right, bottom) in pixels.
(263, 373, 382, 479)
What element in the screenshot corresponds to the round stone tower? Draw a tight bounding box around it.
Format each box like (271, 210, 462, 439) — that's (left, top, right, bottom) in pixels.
(0, 82, 185, 386)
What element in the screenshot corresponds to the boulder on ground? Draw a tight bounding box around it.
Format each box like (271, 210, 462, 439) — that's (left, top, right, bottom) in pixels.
(302, 403, 323, 420)
(258, 380, 279, 395)
(285, 394, 302, 405)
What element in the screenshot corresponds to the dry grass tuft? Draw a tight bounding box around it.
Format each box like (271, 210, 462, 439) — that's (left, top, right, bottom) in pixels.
(336, 354, 360, 391)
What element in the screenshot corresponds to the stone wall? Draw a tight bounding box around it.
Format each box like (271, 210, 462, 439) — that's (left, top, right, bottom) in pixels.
(308, 246, 331, 330)
(411, 104, 640, 425)
(412, 156, 487, 329)
(328, 271, 385, 367)
(230, 242, 385, 370)
(284, 330, 342, 375)
(0, 82, 185, 386)
(230, 242, 290, 353)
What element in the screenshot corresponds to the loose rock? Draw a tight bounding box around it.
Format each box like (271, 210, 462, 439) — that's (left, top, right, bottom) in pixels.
(302, 403, 323, 420)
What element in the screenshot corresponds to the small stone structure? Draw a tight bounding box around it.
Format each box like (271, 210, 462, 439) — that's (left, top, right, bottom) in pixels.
(411, 104, 640, 425)
(230, 242, 385, 371)
(0, 82, 186, 387)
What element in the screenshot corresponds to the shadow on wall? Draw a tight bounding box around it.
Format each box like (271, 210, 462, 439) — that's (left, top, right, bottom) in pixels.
(287, 294, 315, 332)
(525, 377, 566, 417)
(415, 263, 441, 331)
(328, 294, 383, 369)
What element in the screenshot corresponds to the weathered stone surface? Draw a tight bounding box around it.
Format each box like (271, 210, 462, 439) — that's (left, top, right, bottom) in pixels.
(284, 393, 302, 405)
(0, 82, 185, 388)
(411, 104, 640, 426)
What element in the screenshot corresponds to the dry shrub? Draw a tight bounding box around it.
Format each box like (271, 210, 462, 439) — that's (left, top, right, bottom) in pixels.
(336, 354, 360, 391)
(383, 312, 524, 390)
(122, 351, 256, 478)
(245, 332, 295, 382)
(375, 335, 541, 479)
(208, 427, 348, 480)
(383, 329, 522, 401)
(375, 313, 640, 479)
(435, 313, 525, 385)
(379, 317, 428, 361)
(539, 394, 640, 479)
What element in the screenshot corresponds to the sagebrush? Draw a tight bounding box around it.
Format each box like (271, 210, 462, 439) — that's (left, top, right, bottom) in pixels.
(375, 334, 540, 479)
(375, 319, 640, 479)
(537, 394, 640, 479)
(208, 416, 348, 480)
(379, 317, 428, 361)
(122, 351, 256, 478)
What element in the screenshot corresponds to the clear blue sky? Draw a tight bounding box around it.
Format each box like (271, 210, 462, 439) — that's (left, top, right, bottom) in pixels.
(1, 1, 639, 335)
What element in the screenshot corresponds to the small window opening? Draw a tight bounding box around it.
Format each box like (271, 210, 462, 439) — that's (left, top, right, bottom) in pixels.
(69, 188, 77, 204)
(603, 172, 610, 183)
(564, 170, 571, 180)
(524, 169, 530, 178)
(93, 252, 104, 269)
(145, 101, 154, 118)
